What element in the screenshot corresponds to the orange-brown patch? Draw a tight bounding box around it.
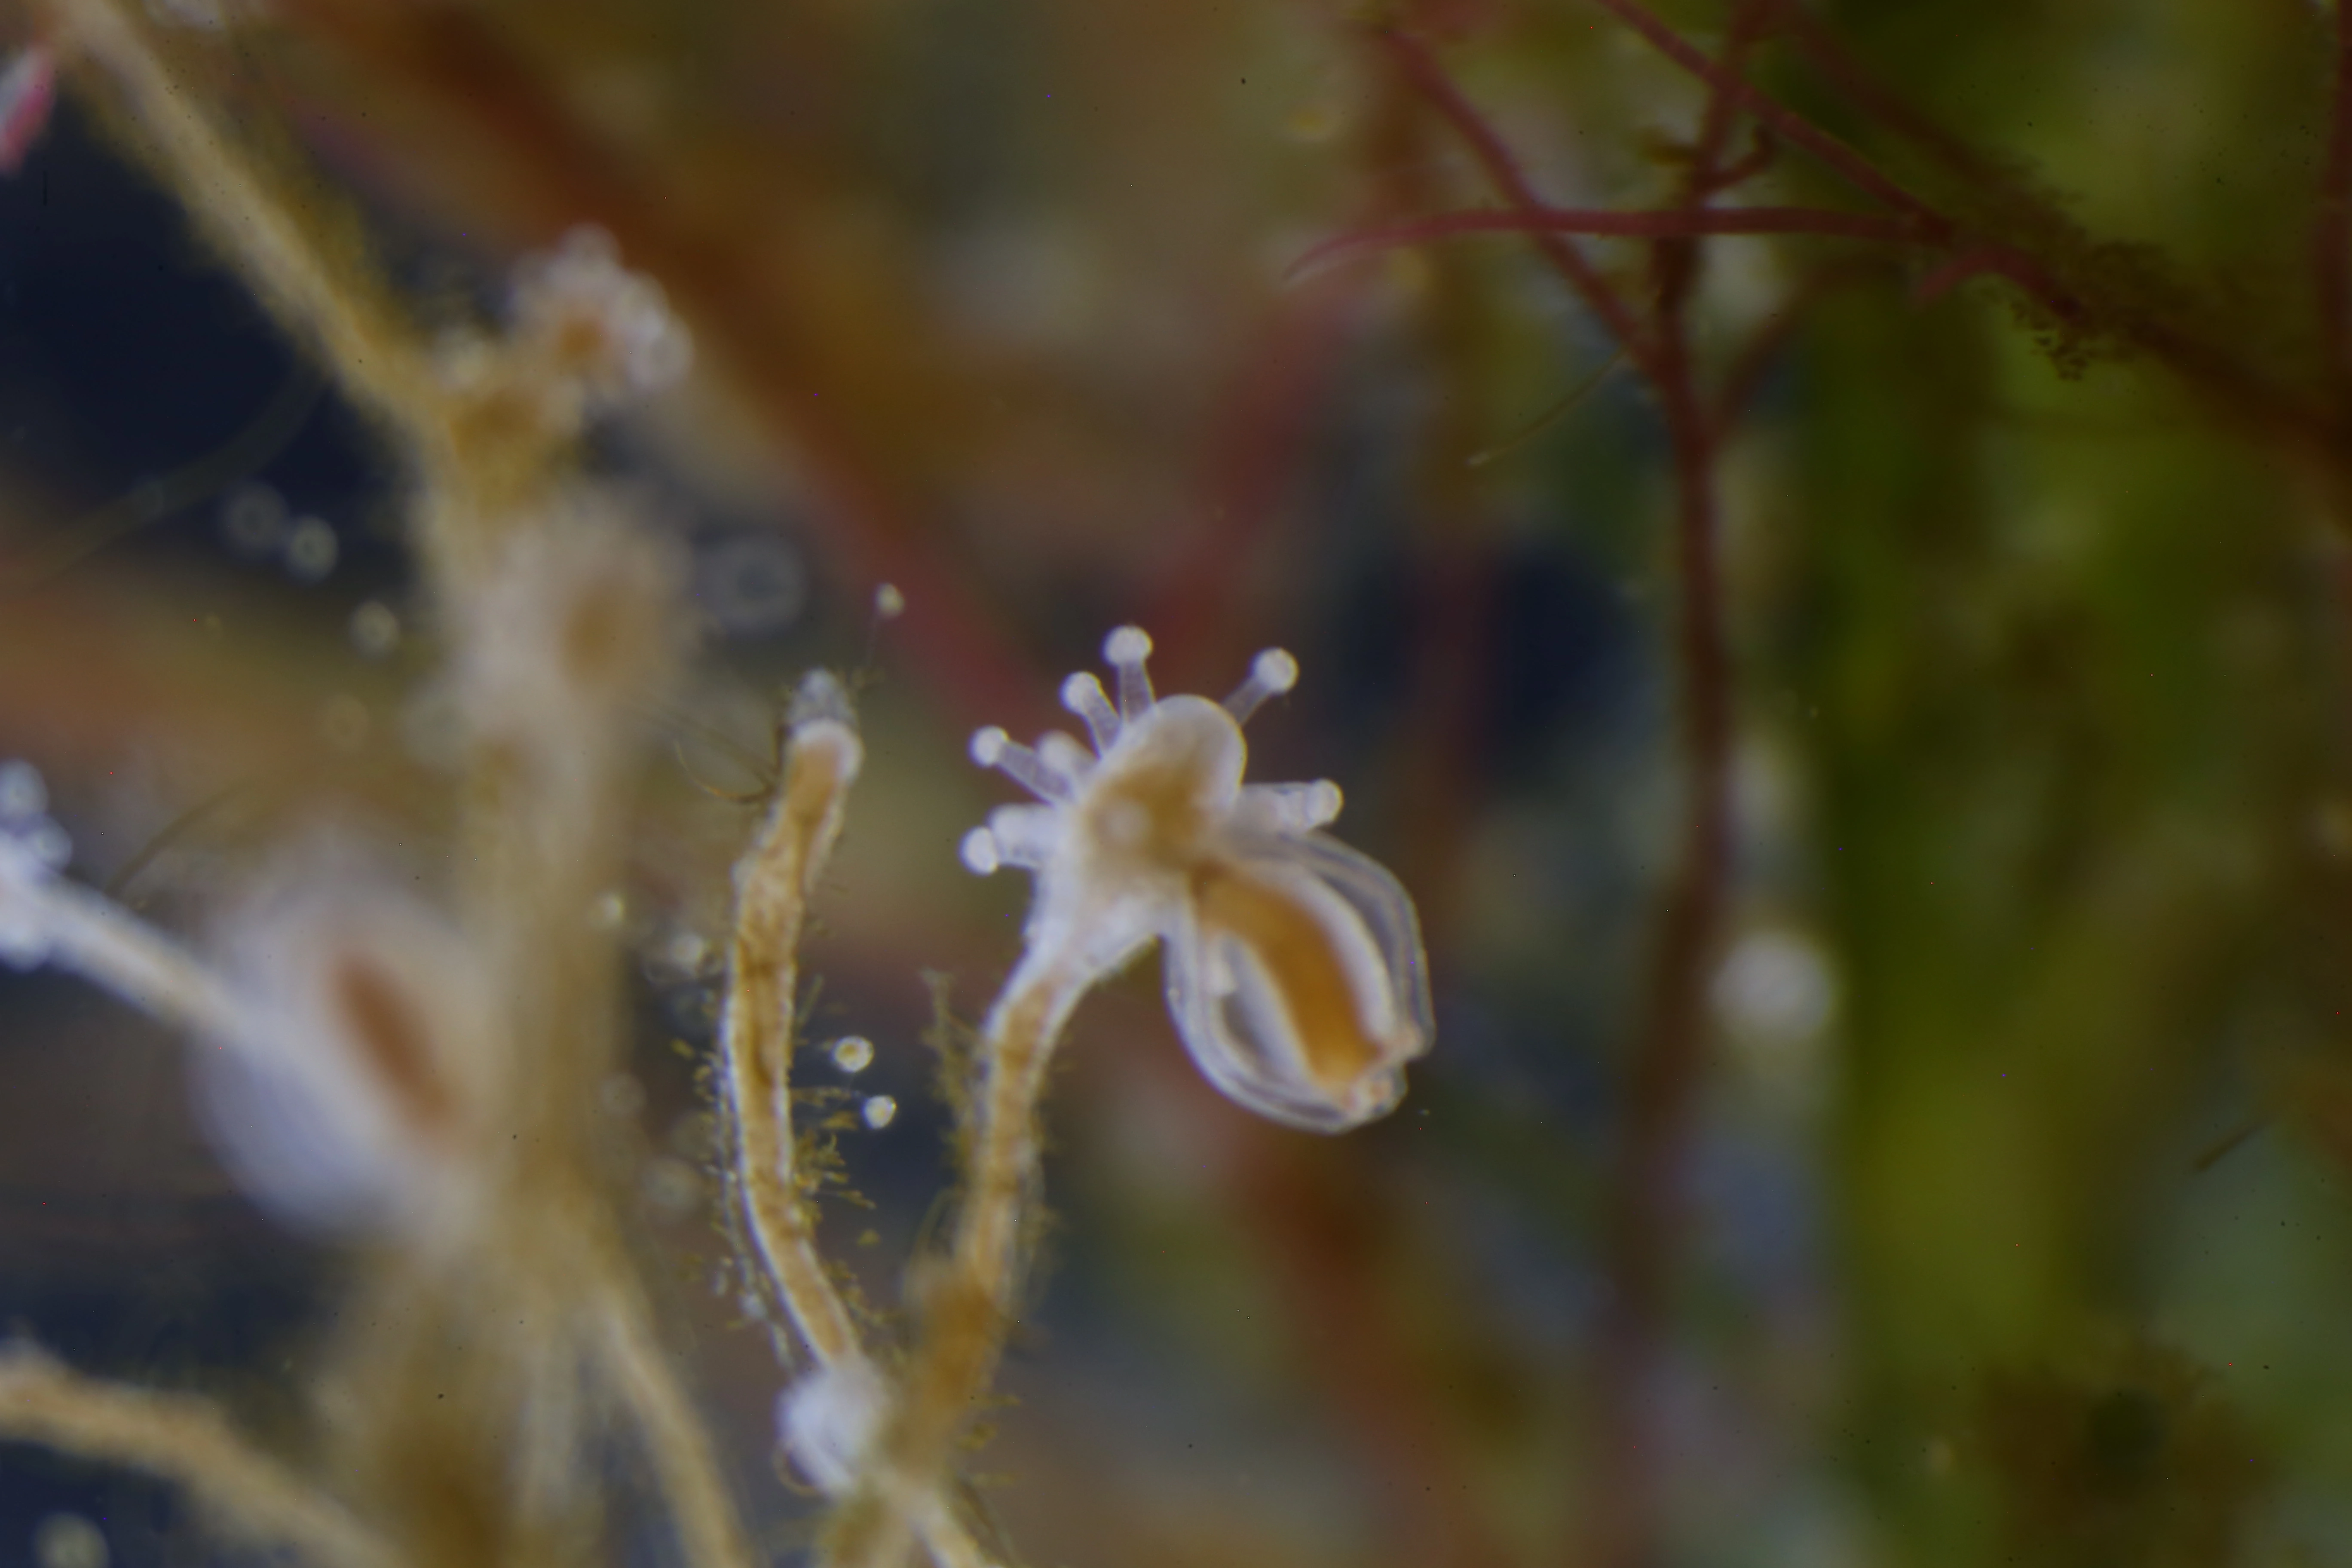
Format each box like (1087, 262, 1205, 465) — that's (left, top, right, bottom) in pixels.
(334, 955, 459, 1140)
(1191, 861, 1380, 1089)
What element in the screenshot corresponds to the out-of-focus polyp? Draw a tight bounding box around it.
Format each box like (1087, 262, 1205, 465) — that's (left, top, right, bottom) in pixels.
(508, 225, 692, 411)
(445, 498, 681, 784)
(196, 857, 491, 1235)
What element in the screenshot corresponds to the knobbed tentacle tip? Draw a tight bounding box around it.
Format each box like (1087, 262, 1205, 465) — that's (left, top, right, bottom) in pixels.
(1252, 648, 1299, 694)
(959, 827, 1003, 876)
(969, 726, 1010, 767)
(1103, 626, 1153, 666)
(1305, 779, 1343, 826)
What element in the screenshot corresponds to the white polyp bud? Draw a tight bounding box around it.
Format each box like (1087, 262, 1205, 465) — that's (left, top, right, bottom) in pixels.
(0, 761, 45, 821)
(778, 1358, 888, 1495)
(831, 1035, 874, 1074)
(861, 1095, 898, 1130)
(1304, 780, 1343, 827)
(959, 827, 1002, 876)
(1252, 648, 1299, 694)
(970, 726, 1009, 766)
(1103, 625, 1153, 666)
(874, 582, 905, 619)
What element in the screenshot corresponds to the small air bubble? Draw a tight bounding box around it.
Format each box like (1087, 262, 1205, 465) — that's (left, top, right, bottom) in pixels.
(831, 1035, 874, 1074)
(640, 1157, 702, 1218)
(1712, 928, 1837, 1056)
(600, 1073, 646, 1118)
(874, 582, 905, 619)
(646, 928, 713, 987)
(318, 694, 370, 754)
(0, 760, 45, 820)
(861, 1095, 897, 1130)
(399, 691, 462, 772)
(349, 600, 401, 658)
(667, 1109, 715, 1160)
(284, 517, 338, 582)
(220, 482, 286, 557)
(664, 930, 710, 974)
(34, 1512, 107, 1568)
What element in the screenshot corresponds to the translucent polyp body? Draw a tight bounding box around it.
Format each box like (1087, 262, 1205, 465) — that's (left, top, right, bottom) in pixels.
(964, 628, 1432, 1131)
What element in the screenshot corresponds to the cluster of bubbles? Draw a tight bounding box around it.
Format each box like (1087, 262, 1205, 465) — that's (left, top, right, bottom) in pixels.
(0, 761, 70, 969)
(220, 482, 338, 583)
(825, 1036, 894, 1129)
